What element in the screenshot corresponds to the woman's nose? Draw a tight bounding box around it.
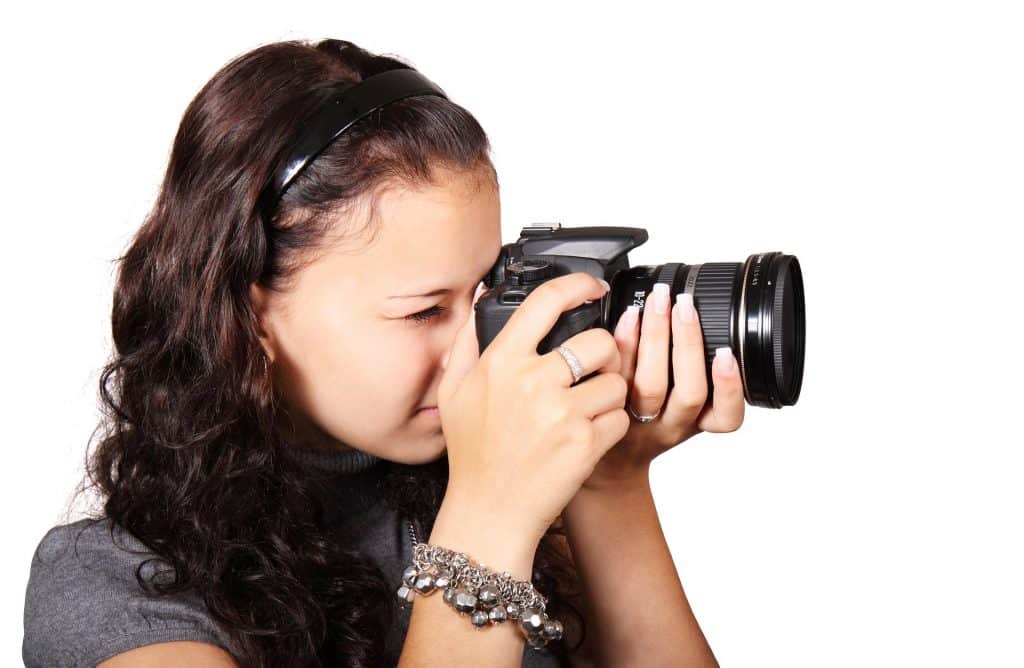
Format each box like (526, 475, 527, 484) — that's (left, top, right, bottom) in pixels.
(440, 284, 486, 371)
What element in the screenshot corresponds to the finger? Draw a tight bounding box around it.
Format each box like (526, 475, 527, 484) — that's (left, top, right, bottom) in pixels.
(612, 304, 641, 386)
(538, 326, 621, 388)
(587, 407, 632, 463)
(628, 283, 673, 418)
(566, 371, 629, 419)
(661, 292, 710, 427)
(696, 346, 746, 433)
(495, 272, 610, 357)
(438, 283, 487, 408)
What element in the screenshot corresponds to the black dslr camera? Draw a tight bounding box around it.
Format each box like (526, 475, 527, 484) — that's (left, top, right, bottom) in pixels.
(476, 223, 805, 409)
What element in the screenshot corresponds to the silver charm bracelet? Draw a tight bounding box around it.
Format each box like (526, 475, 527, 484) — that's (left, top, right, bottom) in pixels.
(395, 519, 564, 650)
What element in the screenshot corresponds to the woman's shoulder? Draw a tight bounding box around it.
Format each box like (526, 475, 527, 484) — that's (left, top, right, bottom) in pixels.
(23, 516, 237, 668)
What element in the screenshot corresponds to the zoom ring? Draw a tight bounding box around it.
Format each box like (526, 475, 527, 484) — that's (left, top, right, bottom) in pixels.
(690, 263, 741, 376)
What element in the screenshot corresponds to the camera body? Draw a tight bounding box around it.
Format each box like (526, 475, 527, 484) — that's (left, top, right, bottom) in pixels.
(475, 222, 806, 409)
(476, 223, 644, 360)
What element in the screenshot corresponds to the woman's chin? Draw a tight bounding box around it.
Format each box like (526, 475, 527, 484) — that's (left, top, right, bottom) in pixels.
(386, 430, 446, 466)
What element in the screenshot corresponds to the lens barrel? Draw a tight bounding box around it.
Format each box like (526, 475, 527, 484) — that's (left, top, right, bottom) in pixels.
(606, 253, 804, 409)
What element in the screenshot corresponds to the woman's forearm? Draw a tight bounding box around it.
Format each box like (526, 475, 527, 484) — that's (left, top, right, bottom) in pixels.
(398, 496, 540, 668)
(562, 470, 719, 667)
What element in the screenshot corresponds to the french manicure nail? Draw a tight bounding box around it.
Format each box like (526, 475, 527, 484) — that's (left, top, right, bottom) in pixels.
(652, 283, 670, 314)
(715, 346, 735, 373)
(599, 278, 611, 292)
(617, 305, 640, 333)
(676, 292, 696, 322)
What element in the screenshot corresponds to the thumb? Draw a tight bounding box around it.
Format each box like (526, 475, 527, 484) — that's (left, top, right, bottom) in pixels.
(439, 283, 486, 407)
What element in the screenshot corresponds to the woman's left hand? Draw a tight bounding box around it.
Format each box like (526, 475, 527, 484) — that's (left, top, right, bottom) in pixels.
(581, 283, 746, 492)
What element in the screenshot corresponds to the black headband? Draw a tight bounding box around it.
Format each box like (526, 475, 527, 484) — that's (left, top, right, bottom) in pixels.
(259, 67, 449, 216)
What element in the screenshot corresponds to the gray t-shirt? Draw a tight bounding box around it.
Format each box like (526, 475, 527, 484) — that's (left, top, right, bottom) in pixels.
(22, 447, 567, 667)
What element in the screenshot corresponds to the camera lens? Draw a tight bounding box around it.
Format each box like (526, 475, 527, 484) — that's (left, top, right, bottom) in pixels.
(605, 252, 805, 408)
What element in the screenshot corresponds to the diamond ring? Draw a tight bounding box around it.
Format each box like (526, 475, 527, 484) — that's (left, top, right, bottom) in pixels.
(626, 401, 660, 423)
(555, 345, 584, 385)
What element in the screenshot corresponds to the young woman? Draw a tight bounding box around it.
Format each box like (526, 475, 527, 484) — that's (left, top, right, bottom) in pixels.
(22, 38, 737, 667)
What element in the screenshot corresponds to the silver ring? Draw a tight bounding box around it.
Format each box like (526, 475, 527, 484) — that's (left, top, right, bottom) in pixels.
(626, 401, 660, 423)
(555, 345, 584, 385)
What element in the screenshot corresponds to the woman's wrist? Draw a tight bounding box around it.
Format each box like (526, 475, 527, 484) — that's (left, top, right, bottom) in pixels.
(430, 494, 541, 581)
(404, 490, 566, 648)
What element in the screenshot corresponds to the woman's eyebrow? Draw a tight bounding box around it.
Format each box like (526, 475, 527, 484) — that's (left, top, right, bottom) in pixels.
(389, 251, 500, 300)
(389, 287, 451, 300)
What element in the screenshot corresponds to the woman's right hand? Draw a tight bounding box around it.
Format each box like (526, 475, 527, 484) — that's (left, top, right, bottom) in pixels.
(436, 272, 631, 545)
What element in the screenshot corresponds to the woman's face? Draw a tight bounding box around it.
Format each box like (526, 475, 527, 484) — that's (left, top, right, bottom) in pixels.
(251, 166, 502, 464)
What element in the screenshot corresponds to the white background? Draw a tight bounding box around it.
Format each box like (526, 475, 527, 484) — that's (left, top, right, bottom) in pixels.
(3, 1, 1022, 666)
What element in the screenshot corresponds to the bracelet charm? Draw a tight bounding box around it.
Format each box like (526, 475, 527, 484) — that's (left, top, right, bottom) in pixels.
(395, 520, 564, 650)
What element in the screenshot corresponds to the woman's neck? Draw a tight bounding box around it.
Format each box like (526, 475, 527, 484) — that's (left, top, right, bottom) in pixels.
(272, 405, 383, 474)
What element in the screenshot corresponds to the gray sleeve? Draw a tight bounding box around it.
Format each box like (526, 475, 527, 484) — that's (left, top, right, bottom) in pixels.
(22, 518, 239, 668)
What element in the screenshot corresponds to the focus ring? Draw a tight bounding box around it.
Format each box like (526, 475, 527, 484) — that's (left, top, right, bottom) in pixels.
(690, 263, 741, 379)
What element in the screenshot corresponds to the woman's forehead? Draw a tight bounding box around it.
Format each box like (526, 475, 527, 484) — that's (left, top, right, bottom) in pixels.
(309, 175, 501, 297)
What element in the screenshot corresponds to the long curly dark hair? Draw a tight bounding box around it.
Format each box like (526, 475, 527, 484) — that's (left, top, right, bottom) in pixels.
(71, 38, 586, 667)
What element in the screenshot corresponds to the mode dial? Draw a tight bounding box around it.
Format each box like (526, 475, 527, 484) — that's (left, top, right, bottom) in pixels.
(507, 259, 556, 285)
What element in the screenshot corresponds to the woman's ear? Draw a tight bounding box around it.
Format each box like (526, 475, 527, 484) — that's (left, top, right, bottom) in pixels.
(249, 281, 277, 364)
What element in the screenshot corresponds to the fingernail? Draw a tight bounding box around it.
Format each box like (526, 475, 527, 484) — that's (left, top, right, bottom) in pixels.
(616, 305, 640, 334)
(676, 292, 696, 323)
(599, 278, 611, 293)
(716, 346, 735, 373)
(652, 283, 670, 314)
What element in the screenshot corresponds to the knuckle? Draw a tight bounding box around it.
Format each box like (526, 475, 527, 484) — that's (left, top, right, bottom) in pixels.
(633, 383, 666, 403)
(577, 271, 602, 289)
(520, 283, 553, 313)
(547, 397, 573, 427)
(525, 273, 604, 326)
(561, 271, 603, 296)
(617, 408, 631, 437)
(537, 281, 560, 305)
(609, 373, 629, 402)
(618, 375, 630, 402)
(677, 389, 708, 411)
(606, 335, 623, 369)
(551, 273, 579, 294)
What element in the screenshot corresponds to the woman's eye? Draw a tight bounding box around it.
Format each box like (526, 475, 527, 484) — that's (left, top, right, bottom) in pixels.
(405, 305, 448, 324)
